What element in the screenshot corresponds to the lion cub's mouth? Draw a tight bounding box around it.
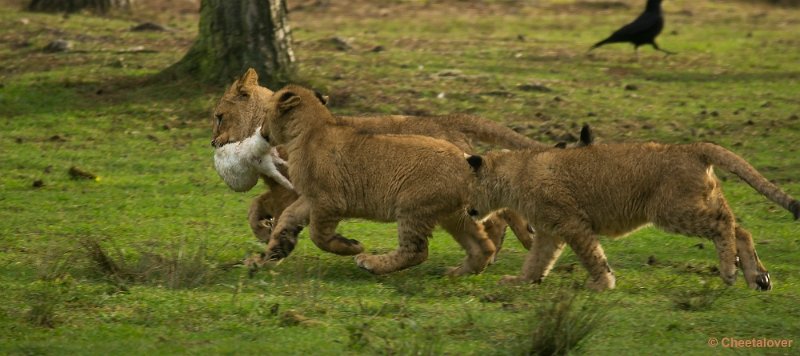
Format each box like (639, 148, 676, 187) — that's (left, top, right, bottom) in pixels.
(211, 139, 232, 149)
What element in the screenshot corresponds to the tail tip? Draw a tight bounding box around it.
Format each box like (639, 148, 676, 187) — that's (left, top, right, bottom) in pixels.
(790, 200, 800, 220)
(579, 124, 594, 146)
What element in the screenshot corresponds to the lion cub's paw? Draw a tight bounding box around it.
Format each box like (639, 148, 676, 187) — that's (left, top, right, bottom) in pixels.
(257, 217, 274, 230)
(445, 266, 468, 277)
(445, 264, 485, 277)
(243, 254, 262, 270)
(355, 254, 381, 274)
(243, 252, 281, 277)
(585, 273, 616, 291)
(498, 275, 525, 285)
(755, 272, 772, 291)
(329, 234, 365, 255)
(253, 218, 274, 243)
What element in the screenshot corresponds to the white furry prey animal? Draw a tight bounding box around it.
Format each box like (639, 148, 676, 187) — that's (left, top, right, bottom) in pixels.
(213, 126, 293, 192)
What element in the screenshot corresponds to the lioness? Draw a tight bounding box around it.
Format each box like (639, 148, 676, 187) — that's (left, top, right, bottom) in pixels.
(466, 125, 799, 291)
(261, 84, 496, 275)
(212, 69, 551, 257)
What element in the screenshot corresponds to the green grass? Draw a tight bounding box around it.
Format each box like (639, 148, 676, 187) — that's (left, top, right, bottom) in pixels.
(2, 0, 799, 354)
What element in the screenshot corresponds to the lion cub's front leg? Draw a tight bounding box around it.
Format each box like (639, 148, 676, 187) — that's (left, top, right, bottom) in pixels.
(265, 197, 312, 260)
(440, 212, 495, 275)
(500, 233, 566, 285)
(248, 191, 283, 243)
(502, 218, 615, 291)
(248, 181, 299, 243)
(495, 209, 535, 250)
(264, 197, 365, 261)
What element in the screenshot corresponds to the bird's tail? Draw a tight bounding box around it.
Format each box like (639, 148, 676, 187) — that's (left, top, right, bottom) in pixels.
(588, 39, 609, 52)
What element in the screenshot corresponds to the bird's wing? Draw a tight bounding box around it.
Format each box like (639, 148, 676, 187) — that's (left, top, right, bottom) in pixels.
(610, 12, 661, 38)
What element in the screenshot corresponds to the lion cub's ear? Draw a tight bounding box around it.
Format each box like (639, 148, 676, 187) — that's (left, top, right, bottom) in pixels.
(466, 154, 483, 172)
(234, 68, 260, 98)
(241, 68, 260, 86)
(277, 91, 302, 112)
(313, 90, 329, 106)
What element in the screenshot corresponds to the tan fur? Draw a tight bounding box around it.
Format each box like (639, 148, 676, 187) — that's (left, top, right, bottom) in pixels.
(211, 68, 272, 148)
(468, 142, 798, 291)
(262, 84, 496, 275)
(211, 69, 541, 255)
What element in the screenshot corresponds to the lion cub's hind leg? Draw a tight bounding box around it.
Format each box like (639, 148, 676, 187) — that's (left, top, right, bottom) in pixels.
(735, 226, 771, 290)
(309, 212, 364, 256)
(440, 212, 496, 276)
(652, 195, 739, 287)
(355, 218, 434, 275)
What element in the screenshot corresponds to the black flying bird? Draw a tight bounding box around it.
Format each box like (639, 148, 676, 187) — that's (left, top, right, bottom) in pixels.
(590, 0, 674, 55)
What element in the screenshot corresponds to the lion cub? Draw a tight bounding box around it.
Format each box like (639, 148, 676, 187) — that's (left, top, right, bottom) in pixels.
(466, 126, 798, 291)
(211, 69, 548, 260)
(261, 84, 496, 275)
(211, 71, 293, 192)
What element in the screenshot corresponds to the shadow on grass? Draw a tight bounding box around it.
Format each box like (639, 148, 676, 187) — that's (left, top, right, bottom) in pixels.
(578, 59, 800, 84)
(644, 71, 800, 83)
(3, 73, 221, 119)
(662, 279, 730, 311)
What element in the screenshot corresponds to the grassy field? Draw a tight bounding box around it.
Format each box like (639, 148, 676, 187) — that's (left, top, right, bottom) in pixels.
(1, 0, 799, 354)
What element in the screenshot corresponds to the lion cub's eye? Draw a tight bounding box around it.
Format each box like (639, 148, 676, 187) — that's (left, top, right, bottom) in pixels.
(238, 92, 250, 99)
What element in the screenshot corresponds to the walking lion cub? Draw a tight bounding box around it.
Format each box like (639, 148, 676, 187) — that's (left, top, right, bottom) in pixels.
(261, 84, 496, 275)
(466, 126, 798, 291)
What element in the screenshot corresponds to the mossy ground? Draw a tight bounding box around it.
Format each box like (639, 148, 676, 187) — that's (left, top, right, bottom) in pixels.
(1, 0, 798, 354)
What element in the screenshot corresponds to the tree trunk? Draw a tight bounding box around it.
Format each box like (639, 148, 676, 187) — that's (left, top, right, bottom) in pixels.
(28, 0, 133, 13)
(163, 0, 295, 87)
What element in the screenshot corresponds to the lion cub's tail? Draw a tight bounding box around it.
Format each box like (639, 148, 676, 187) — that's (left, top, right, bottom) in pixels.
(694, 142, 799, 220)
(437, 114, 549, 150)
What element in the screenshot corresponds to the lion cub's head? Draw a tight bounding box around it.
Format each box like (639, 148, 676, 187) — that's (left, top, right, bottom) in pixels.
(265, 85, 335, 145)
(211, 68, 275, 148)
(212, 70, 331, 148)
(465, 124, 595, 217)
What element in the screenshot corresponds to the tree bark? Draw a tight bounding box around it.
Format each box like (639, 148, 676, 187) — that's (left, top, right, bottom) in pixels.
(28, 0, 133, 13)
(163, 0, 295, 87)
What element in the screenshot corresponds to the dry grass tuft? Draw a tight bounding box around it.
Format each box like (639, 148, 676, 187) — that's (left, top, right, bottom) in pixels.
(525, 289, 605, 356)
